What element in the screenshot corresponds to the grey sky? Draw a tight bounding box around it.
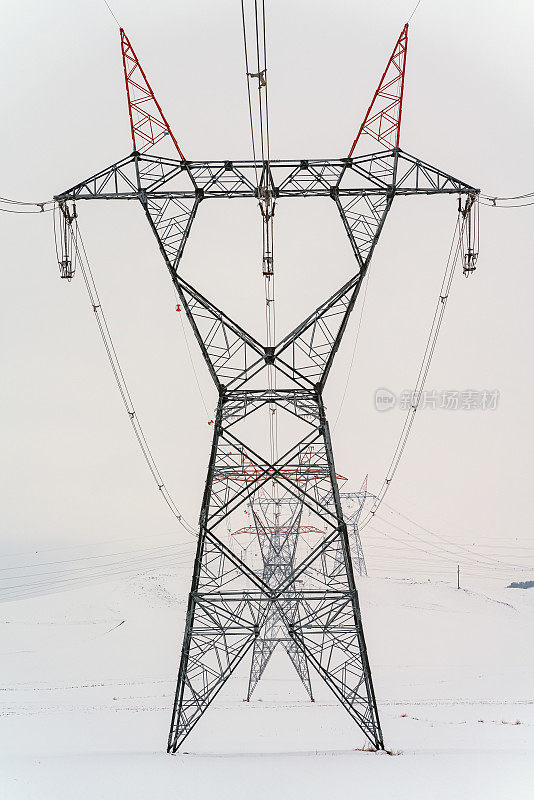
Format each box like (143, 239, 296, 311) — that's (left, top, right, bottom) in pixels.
(1, 0, 533, 564)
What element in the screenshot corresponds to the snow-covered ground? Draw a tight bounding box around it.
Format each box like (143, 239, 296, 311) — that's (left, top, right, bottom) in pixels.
(1, 565, 533, 799)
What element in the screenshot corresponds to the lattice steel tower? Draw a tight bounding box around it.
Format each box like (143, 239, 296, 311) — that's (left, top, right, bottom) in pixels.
(55, 22, 478, 752)
(339, 476, 374, 577)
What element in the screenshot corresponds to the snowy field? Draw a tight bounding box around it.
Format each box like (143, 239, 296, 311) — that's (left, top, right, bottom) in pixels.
(1, 561, 533, 800)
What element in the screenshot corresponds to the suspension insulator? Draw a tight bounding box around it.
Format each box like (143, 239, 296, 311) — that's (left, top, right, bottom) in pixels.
(460, 193, 480, 277)
(57, 201, 77, 280)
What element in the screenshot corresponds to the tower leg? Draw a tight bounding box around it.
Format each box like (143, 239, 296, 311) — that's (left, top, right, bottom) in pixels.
(168, 391, 383, 753)
(167, 531, 262, 751)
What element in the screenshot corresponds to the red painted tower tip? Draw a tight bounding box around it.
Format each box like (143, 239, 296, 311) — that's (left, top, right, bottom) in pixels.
(120, 29, 185, 159)
(348, 24, 408, 157)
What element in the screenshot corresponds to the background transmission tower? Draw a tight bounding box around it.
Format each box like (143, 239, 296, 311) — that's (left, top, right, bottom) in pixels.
(338, 476, 374, 577)
(244, 492, 314, 702)
(55, 22, 479, 752)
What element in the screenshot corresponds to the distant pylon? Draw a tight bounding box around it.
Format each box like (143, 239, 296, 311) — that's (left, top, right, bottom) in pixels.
(339, 475, 373, 577)
(228, 445, 346, 704)
(244, 494, 314, 702)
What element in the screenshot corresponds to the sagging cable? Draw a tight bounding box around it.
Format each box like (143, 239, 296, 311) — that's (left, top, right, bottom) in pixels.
(54, 203, 197, 537)
(360, 208, 470, 530)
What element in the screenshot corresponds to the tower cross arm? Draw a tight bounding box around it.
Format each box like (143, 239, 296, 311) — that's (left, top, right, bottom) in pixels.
(55, 152, 478, 203)
(390, 149, 479, 195)
(55, 154, 142, 202)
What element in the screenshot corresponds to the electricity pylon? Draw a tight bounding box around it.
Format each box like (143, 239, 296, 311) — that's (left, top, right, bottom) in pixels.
(339, 476, 374, 577)
(239, 467, 372, 701)
(244, 493, 315, 702)
(55, 23, 479, 752)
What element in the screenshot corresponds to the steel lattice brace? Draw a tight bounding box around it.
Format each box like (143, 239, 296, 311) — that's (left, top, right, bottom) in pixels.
(238, 483, 369, 700)
(244, 494, 315, 702)
(336, 482, 374, 578)
(55, 23, 479, 753)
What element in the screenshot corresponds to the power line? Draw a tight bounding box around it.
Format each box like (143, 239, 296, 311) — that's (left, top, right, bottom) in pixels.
(481, 190, 534, 201)
(381, 501, 534, 571)
(0, 556, 194, 604)
(480, 189, 534, 208)
(0, 205, 53, 215)
(360, 209, 467, 530)
(0, 195, 53, 207)
(0, 195, 54, 214)
(372, 513, 532, 573)
(367, 522, 532, 578)
(54, 205, 197, 537)
(0, 527, 184, 560)
(480, 199, 534, 208)
(240, 0, 260, 189)
(240, 0, 278, 470)
(367, 512, 533, 574)
(0, 540, 194, 573)
(102, 0, 120, 28)
(0, 549, 194, 587)
(407, 0, 424, 24)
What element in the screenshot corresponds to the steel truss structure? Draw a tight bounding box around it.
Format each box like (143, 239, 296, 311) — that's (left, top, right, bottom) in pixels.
(55, 24, 478, 753)
(232, 477, 370, 701)
(239, 494, 317, 703)
(338, 479, 374, 578)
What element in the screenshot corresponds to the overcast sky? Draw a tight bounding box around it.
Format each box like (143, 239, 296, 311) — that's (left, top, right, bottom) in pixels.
(1, 0, 533, 567)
